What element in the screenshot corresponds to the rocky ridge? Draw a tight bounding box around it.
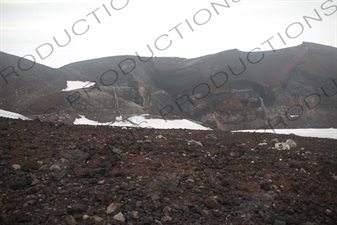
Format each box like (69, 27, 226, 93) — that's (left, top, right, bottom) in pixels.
(1, 42, 336, 130)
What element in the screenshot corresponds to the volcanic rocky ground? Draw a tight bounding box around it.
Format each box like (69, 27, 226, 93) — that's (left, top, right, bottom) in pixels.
(0, 117, 336, 225)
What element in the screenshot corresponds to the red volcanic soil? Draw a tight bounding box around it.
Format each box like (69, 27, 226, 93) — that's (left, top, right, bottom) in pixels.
(0, 117, 336, 225)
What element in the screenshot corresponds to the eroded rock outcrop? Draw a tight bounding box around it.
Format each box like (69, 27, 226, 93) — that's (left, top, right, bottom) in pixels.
(0, 42, 336, 130)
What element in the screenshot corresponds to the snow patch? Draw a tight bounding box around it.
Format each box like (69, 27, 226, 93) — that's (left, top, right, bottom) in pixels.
(74, 114, 211, 130)
(62, 81, 95, 92)
(73, 115, 111, 126)
(112, 115, 211, 130)
(234, 128, 337, 140)
(0, 109, 31, 120)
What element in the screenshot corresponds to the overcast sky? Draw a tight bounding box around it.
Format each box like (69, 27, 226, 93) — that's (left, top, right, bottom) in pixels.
(1, 0, 336, 68)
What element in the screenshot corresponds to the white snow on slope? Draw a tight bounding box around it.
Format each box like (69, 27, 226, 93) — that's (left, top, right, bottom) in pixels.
(74, 114, 211, 130)
(0, 109, 31, 120)
(235, 128, 337, 140)
(112, 115, 211, 130)
(74, 115, 111, 126)
(2, 107, 335, 139)
(62, 81, 95, 92)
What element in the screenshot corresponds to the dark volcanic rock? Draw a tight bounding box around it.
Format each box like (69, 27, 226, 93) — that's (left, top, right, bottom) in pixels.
(9, 180, 26, 190)
(204, 196, 222, 209)
(67, 204, 87, 215)
(261, 180, 272, 191)
(220, 177, 231, 187)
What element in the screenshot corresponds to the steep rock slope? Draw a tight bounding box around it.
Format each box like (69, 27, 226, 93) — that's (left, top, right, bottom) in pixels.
(0, 42, 336, 130)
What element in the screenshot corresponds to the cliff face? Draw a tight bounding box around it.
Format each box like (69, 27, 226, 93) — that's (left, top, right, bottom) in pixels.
(1, 42, 336, 130)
